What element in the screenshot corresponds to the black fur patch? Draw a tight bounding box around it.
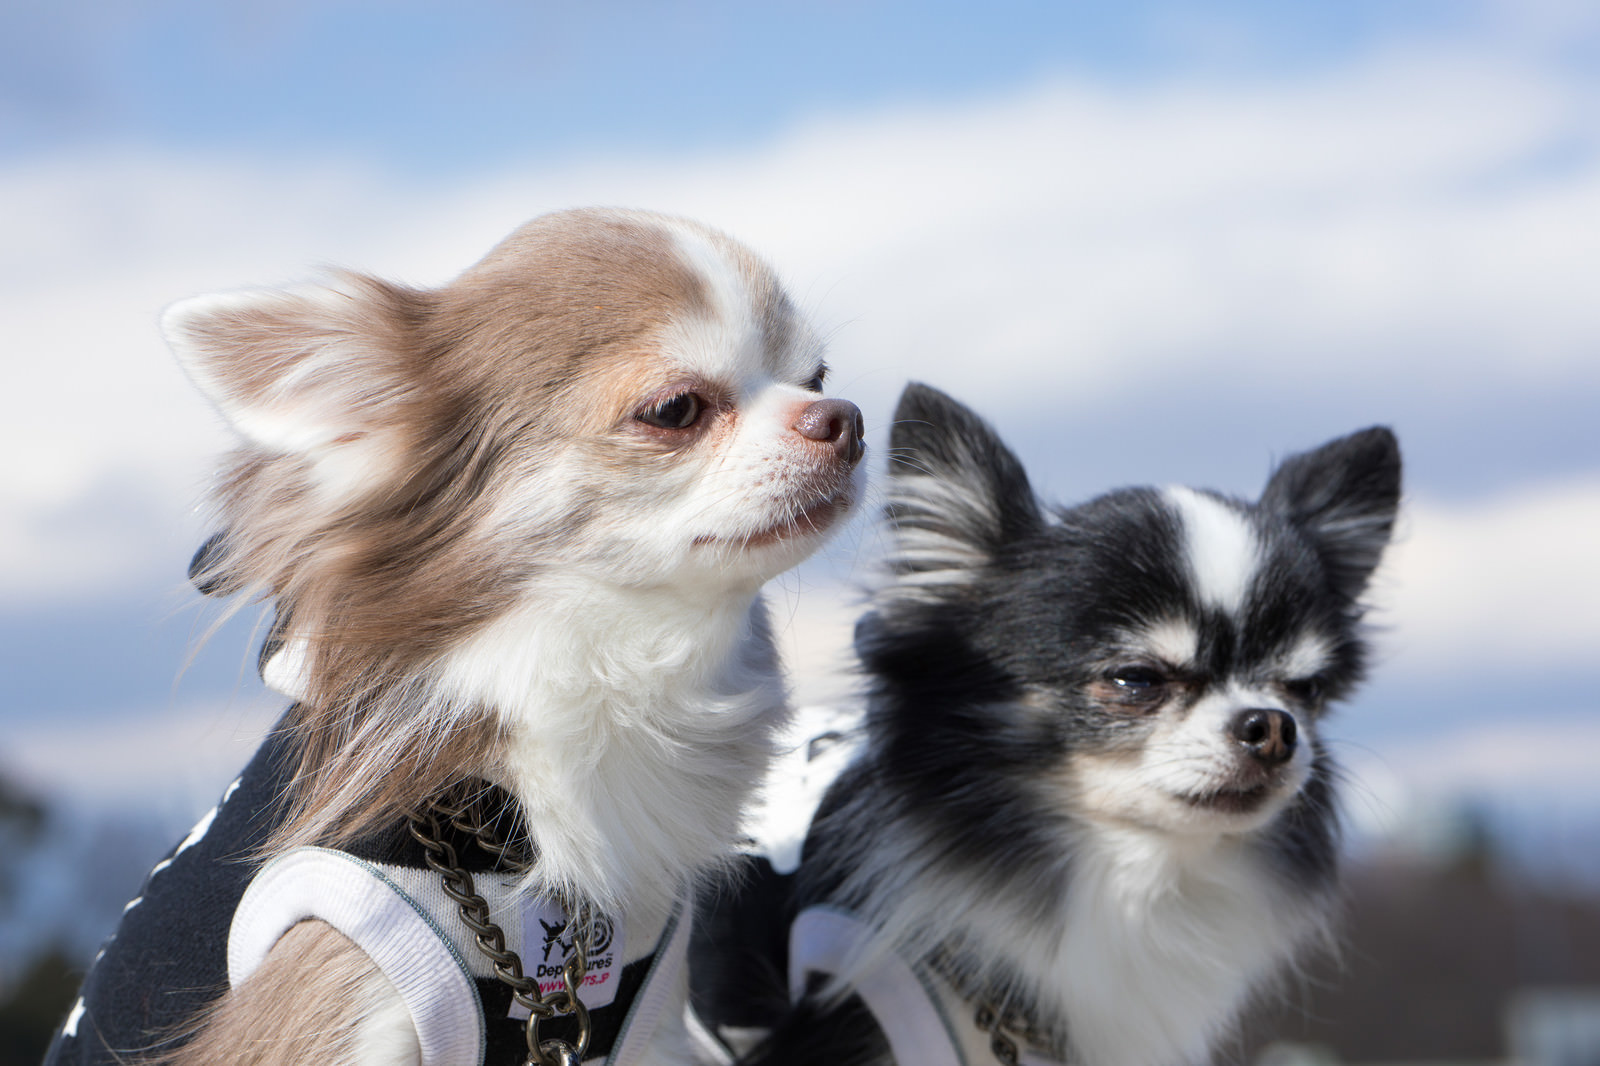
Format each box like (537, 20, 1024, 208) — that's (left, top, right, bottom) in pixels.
(743, 982, 890, 1066)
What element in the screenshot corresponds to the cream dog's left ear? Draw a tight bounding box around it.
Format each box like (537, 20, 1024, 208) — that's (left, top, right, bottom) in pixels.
(162, 274, 436, 505)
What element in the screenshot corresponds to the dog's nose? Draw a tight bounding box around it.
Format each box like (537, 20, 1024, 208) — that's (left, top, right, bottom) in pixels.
(1229, 708, 1298, 765)
(794, 398, 866, 465)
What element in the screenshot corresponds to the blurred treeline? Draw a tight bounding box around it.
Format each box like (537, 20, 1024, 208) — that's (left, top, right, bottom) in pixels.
(1240, 829, 1600, 1064)
(0, 776, 76, 1066)
(0, 772, 166, 1066)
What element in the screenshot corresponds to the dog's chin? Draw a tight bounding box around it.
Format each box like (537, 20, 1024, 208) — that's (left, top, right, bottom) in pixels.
(1162, 778, 1301, 835)
(1071, 752, 1304, 839)
(694, 492, 851, 557)
(1180, 783, 1276, 816)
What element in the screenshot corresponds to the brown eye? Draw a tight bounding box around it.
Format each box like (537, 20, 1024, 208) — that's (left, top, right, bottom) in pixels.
(637, 393, 704, 430)
(802, 367, 827, 392)
(1284, 677, 1324, 704)
(1108, 665, 1167, 703)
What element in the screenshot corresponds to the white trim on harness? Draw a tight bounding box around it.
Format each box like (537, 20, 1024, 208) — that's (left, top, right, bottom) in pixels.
(230, 846, 692, 1066)
(608, 895, 692, 1066)
(229, 846, 485, 1066)
(788, 905, 1067, 1066)
(789, 905, 968, 1066)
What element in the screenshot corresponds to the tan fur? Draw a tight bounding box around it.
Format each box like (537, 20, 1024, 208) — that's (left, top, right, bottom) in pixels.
(159, 921, 404, 1066)
(177, 210, 813, 857)
(142, 208, 857, 1064)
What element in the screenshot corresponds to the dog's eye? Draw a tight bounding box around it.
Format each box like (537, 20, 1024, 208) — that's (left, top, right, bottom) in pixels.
(1283, 677, 1324, 704)
(802, 366, 827, 393)
(1108, 666, 1167, 700)
(636, 393, 704, 430)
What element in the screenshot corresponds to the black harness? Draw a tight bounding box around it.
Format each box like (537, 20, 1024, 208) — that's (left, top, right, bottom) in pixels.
(45, 719, 677, 1065)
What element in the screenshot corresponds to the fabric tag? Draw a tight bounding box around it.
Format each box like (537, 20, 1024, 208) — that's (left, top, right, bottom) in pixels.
(511, 902, 626, 1016)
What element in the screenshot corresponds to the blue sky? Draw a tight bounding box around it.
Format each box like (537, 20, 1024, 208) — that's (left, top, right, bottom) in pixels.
(7, 1, 1484, 169)
(2, 0, 1599, 879)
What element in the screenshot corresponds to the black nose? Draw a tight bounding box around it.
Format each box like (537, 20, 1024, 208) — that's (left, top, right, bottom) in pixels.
(794, 398, 865, 465)
(1229, 708, 1298, 766)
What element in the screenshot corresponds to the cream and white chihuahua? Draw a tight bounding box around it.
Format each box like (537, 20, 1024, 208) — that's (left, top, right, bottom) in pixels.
(47, 208, 864, 1066)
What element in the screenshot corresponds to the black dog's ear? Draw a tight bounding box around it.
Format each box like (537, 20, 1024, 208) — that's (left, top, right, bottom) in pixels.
(1261, 426, 1401, 602)
(882, 383, 1043, 583)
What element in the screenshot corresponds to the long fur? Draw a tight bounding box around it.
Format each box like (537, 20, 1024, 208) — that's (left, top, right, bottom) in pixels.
(750, 384, 1399, 1066)
(149, 208, 864, 1063)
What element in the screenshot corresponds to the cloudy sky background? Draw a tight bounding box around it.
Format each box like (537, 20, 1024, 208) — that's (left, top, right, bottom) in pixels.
(3, 0, 1599, 879)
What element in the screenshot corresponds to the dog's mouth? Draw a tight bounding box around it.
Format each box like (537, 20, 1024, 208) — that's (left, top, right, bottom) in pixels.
(1181, 783, 1274, 815)
(696, 492, 847, 549)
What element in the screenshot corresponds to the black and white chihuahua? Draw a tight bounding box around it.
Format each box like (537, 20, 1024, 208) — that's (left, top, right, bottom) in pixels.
(697, 383, 1400, 1066)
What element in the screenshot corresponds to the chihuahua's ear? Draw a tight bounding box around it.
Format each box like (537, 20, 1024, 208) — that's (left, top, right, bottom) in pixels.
(882, 383, 1043, 583)
(163, 275, 434, 498)
(1261, 426, 1401, 602)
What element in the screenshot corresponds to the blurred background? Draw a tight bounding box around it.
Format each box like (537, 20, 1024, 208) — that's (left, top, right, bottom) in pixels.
(3, 1, 1599, 1062)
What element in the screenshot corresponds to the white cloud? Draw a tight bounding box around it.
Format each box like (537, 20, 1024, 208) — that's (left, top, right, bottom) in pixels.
(2, 34, 1597, 630)
(2, 695, 281, 810)
(1376, 717, 1600, 799)
(1342, 714, 1600, 857)
(1375, 478, 1600, 670)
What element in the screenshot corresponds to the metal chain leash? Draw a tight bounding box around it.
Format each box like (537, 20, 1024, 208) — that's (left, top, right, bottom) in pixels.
(929, 950, 1061, 1066)
(408, 789, 595, 1066)
(973, 1001, 1027, 1066)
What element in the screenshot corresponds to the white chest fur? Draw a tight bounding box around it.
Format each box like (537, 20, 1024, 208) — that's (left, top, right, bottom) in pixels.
(435, 583, 787, 921)
(1036, 826, 1324, 1066)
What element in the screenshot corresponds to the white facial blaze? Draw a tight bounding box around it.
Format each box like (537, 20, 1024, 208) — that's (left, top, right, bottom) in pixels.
(1166, 486, 1261, 615)
(1278, 631, 1334, 679)
(666, 224, 764, 384)
(1134, 616, 1199, 666)
(1164, 483, 1260, 614)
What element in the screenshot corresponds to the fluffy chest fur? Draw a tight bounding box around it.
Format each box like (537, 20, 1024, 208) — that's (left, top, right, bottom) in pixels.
(810, 772, 1330, 1066)
(1042, 825, 1326, 1066)
(439, 583, 790, 922)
